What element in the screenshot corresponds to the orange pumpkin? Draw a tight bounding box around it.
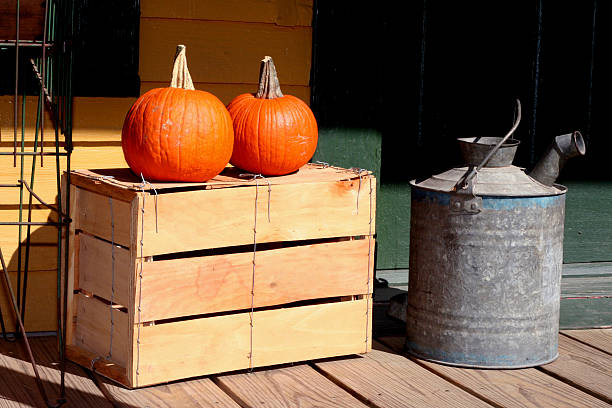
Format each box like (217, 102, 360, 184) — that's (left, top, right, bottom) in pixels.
(227, 56, 318, 176)
(121, 45, 233, 182)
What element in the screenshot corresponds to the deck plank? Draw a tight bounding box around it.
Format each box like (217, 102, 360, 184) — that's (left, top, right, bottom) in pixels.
(92, 375, 241, 408)
(379, 336, 611, 408)
(0, 336, 112, 408)
(314, 347, 493, 408)
(214, 364, 370, 408)
(561, 329, 612, 355)
(538, 335, 612, 404)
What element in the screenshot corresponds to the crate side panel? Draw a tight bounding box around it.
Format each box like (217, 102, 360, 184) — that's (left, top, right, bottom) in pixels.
(135, 312, 251, 387)
(251, 297, 370, 366)
(76, 188, 133, 247)
(137, 239, 373, 321)
(78, 233, 131, 307)
(135, 298, 369, 387)
(140, 178, 376, 256)
(73, 294, 130, 368)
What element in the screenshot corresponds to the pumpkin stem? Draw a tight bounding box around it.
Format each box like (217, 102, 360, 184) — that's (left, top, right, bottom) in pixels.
(255, 56, 284, 99)
(170, 45, 195, 90)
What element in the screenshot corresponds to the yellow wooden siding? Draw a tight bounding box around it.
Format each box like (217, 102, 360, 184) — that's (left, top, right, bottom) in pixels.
(140, 0, 313, 26)
(0, 0, 313, 331)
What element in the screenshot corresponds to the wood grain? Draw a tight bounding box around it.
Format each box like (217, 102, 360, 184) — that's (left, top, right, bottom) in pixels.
(561, 329, 612, 355)
(215, 364, 369, 408)
(0, 269, 57, 332)
(77, 233, 131, 308)
(137, 178, 375, 256)
(93, 375, 241, 408)
(561, 275, 612, 298)
(314, 349, 492, 408)
(136, 239, 372, 321)
(139, 19, 312, 85)
(0, 145, 128, 206)
(539, 334, 612, 403)
(378, 336, 611, 408)
(0, 0, 45, 41)
(135, 298, 369, 387)
(140, 0, 313, 26)
(560, 297, 612, 329)
(73, 294, 130, 368)
(0, 336, 113, 408)
(74, 188, 133, 248)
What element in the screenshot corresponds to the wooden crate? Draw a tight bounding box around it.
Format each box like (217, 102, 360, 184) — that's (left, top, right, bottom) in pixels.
(63, 164, 376, 388)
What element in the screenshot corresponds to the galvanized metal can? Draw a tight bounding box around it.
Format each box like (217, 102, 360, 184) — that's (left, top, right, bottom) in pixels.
(407, 186, 565, 368)
(406, 127, 583, 368)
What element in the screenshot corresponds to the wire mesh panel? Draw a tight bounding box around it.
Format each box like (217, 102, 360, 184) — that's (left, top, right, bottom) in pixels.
(0, 0, 74, 405)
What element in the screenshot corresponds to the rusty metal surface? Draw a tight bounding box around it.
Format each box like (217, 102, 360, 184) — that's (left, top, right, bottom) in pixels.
(458, 137, 520, 167)
(413, 165, 563, 196)
(406, 187, 566, 367)
(530, 131, 586, 186)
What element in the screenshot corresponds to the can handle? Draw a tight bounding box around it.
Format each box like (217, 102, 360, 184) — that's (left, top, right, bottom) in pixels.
(455, 99, 522, 191)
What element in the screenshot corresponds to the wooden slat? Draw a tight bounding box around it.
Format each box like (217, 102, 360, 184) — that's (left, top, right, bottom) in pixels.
(562, 275, 612, 298)
(73, 294, 130, 368)
(135, 298, 369, 387)
(378, 336, 611, 408)
(314, 348, 493, 408)
(140, 81, 311, 105)
(74, 188, 133, 248)
(0, 145, 128, 206)
(561, 329, 612, 355)
(0, 0, 44, 41)
(71, 164, 371, 192)
(67, 345, 129, 388)
(0, 269, 57, 332)
(137, 178, 375, 256)
(77, 233, 131, 308)
(560, 297, 612, 329)
(137, 239, 372, 321)
(0, 336, 114, 408)
(215, 364, 369, 408)
(0, 209, 59, 249)
(539, 335, 612, 404)
(140, 0, 313, 26)
(92, 375, 241, 408)
(0, 96, 134, 138)
(139, 19, 312, 85)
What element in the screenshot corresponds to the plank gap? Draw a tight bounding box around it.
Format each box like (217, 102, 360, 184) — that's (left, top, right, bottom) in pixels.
(559, 331, 612, 357)
(148, 235, 357, 262)
(536, 365, 612, 405)
(209, 376, 252, 408)
(375, 338, 505, 408)
(77, 230, 130, 250)
(309, 360, 389, 408)
(141, 295, 367, 327)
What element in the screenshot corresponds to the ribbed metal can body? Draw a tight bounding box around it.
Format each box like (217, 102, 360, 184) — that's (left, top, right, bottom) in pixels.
(406, 187, 566, 368)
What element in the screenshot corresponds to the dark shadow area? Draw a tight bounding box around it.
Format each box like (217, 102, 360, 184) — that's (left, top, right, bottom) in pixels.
(0, 335, 139, 407)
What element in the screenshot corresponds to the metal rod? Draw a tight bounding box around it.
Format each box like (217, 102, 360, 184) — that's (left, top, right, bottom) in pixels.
(0, 248, 52, 406)
(457, 99, 522, 190)
(0, 152, 68, 156)
(16, 87, 27, 321)
(0, 221, 67, 226)
(13, 0, 20, 166)
(40, 0, 50, 168)
(0, 41, 53, 47)
(18, 180, 68, 218)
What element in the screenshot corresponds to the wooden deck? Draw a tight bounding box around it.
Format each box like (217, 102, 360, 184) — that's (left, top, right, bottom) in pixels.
(1, 325, 610, 407)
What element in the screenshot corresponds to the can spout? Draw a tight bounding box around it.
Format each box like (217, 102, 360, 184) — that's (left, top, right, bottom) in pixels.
(529, 131, 586, 186)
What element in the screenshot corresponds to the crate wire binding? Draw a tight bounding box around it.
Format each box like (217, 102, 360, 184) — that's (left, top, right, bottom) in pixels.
(86, 166, 374, 384)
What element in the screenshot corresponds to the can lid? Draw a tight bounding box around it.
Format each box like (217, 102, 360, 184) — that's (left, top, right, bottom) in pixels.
(411, 165, 564, 197)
